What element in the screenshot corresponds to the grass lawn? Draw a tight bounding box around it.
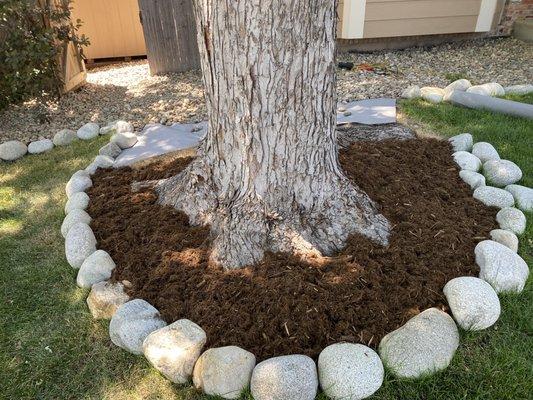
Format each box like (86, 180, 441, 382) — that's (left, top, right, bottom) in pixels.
(1, 96, 532, 399)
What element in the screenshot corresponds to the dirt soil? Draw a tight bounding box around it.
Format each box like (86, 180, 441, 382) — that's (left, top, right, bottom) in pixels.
(87, 138, 497, 360)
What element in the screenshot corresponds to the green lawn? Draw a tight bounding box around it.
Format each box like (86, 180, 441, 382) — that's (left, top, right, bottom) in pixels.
(1, 96, 532, 399)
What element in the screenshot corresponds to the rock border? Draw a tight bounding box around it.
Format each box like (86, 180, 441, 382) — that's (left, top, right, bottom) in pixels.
(61, 131, 529, 400)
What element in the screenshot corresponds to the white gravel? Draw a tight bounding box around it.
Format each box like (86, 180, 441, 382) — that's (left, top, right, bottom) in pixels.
(1, 37, 531, 143)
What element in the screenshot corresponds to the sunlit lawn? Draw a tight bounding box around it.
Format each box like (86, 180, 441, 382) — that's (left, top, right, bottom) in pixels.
(1, 96, 531, 399)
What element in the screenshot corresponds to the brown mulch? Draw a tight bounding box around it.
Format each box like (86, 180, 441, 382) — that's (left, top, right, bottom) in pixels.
(86, 138, 498, 360)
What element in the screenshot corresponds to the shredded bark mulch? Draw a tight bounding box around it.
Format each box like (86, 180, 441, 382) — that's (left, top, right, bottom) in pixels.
(87, 139, 497, 360)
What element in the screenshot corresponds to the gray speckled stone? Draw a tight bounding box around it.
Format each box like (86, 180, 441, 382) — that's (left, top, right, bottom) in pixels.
(77, 250, 116, 288)
(490, 229, 519, 253)
(318, 343, 383, 400)
(61, 208, 91, 237)
(453, 151, 481, 172)
(449, 134, 473, 152)
(504, 84, 533, 95)
(251, 355, 318, 400)
(0, 140, 27, 161)
(401, 85, 421, 99)
(472, 142, 500, 163)
(66, 171, 92, 198)
(53, 129, 78, 146)
(476, 240, 529, 293)
(109, 299, 166, 355)
(77, 122, 100, 140)
(28, 139, 54, 154)
(65, 223, 96, 269)
(87, 281, 129, 320)
(99, 142, 122, 158)
(100, 120, 134, 135)
(85, 155, 114, 175)
(193, 346, 256, 399)
(378, 308, 459, 379)
(459, 170, 486, 190)
(483, 160, 522, 187)
(473, 186, 514, 208)
(144, 319, 206, 384)
(111, 132, 138, 149)
(65, 191, 90, 215)
(443, 277, 501, 331)
(505, 185, 533, 212)
(496, 207, 526, 235)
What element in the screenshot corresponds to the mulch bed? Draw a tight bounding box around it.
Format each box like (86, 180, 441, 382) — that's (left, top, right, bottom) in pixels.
(87, 138, 497, 360)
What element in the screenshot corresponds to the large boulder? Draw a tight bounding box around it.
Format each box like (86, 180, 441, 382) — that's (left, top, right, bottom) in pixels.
(483, 160, 522, 187)
(378, 308, 459, 379)
(443, 277, 500, 331)
(53, 129, 78, 146)
(99, 142, 122, 159)
(65, 223, 96, 269)
(61, 208, 92, 237)
(109, 299, 167, 355)
(193, 346, 256, 399)
(401, 85, 421, 99)
(490, 229, 519, 253)
(459, 170, 486, 190)
(77, 122, 100, 140)
(251, 355, 318, 400)
(453, 151, 482, 172)
(77, 250, 116, 288)
(87, 281, 129, 320)
(467, 83, 505, 97)
(444, 79, 472, 94)
(64, 191, 90, 215)
(475, 240, 529, 293)
(420, 87, 445, 104)
(0, 140, 27, 161)
(111, 132, 138, 149)
(318, 343, 384, 400)
(65, 171, 92, 199)
(143, 319, 207, 384)
(505, 184, 533, 212)
(472, 142, 500, 163)
(448, 133, 473, 152)
(496, 207, 526, 235)
(473, 186, 514, 208)
(28, 139, 54, 154)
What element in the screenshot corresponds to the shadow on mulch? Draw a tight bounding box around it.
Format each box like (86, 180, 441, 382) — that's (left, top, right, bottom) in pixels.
(86, 138, 497, 361)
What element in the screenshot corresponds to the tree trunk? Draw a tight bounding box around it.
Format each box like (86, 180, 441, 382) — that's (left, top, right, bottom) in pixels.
(156, 0, 390, 269)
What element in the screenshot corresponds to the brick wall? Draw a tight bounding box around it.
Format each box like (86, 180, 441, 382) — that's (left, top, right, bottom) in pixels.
(498, 0, 533, 35)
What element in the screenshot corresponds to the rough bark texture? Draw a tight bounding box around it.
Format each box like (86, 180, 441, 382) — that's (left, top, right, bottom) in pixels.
(156, 0, 390, 269)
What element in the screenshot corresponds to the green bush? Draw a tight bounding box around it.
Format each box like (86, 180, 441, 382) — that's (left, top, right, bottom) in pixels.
(0, 0, 88, 110)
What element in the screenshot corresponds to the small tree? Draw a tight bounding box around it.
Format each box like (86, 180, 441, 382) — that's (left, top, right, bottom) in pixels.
(156, 0, 390, 269)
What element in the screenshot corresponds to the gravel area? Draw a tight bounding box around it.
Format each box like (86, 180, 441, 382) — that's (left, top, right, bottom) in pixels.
(0, 37, 531, 143)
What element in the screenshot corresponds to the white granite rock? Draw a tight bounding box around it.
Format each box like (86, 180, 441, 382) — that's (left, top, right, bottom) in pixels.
(449, 133, 473, 152)
(109, 299, 167, 355)
(61, 208, 92, 237)
(0, 140, 27, 161)
(193, 346, 256, 399)
(459, 170, 486, 190)
(65, 222, 97, 269)
(467, 83, 505, 97)
(472, 142, 500, 163)
(443, 277, 501, 331)
(401, 85, 421, 99)
(490, 229, 519, 253)
(473, 186, 514, 208)
(318, 343, 384, 400)
(476, 240, 529, 293)
(143, 319, 206, 384)
(87, 281, 129, 320)
(77, 250, 116, 288)
(505, 185, 533, 212)
(483, 160, 522, 187)
(444, 79, 472, 94)
(65, 171, 92, 198)
(28, 139, 54, 154)
(421, 87, 445, 103)
(65, 191, 90, 215)
(378, 308, 459, 379)
(251, 355, 318, 400)
(504, 84, 533, 95)
(496, 207, 526, 235)
(85, 155, 114, 175)
(453, 151, 482, 172)
(111, 132, 138, 149)
(53, 129, 78, 146)
(99, 142, 122, 159)
(100, 120, 134, 135)
(77, 122, 100, 140)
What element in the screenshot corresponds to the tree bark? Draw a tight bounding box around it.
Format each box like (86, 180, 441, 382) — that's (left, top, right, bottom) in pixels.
(156, 0, 390, 269)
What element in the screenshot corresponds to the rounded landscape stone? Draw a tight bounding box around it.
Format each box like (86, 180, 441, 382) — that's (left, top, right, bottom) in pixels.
(100, 120, 134, 135)
(65, 191, 90, 215)
(453, 151, 482, 172)
(65, 171, 92, 199)
(99, 142, 122, 159)
(401, 85, 421, 99)
(61, 208, 92, 238)
(378, 308, 459, 379)
(28, 139, 54, 154)
(318, 343, 384, 400)
(472, 142, 500, 163)
(53, 129, 78, 146)
(193, 346, 256, 399)
(496, 207, 526, 235)
(449, 133, 473, 152)
(505, 184, 533, 212)
(111, 132, 138, 149)
(87, 281, 129, 320)
(77, 122, 100, 140)
(109, 299, 167, 355)
(85, 155, 114, 175)
(490, 229, 519, 253)
(475, 240, 529, 293)
(443, 277, 501, 331)
(467, 83, 505, 97)
(77, 250, 116, 288)
(420, 87, 445, 103)
(144, 319, 207, 384)
(251, 355, 318, 400)
(504, 84, 533, 95)
(444, 79, 472, 94)
(459, 170, 486, 190)
(65, 222, 96, 269)
(0, 140, 27, 161)
(473, 186, 514, 208)
(483, 159, 522, 187)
